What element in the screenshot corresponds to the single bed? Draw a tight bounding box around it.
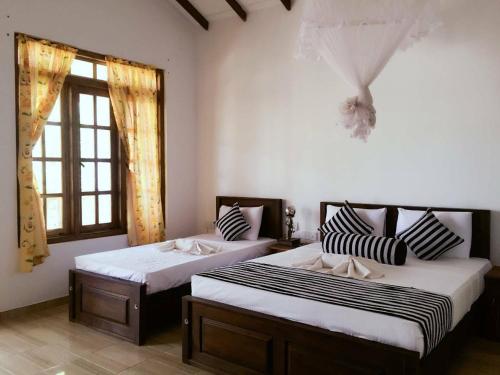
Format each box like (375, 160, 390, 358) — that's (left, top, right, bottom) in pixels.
(75, 234, 275, 295)
(69, 196, 283, 344)
(182, 202, 491, 375)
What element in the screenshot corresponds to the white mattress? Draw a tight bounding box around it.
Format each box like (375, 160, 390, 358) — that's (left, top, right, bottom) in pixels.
(191, 242, 492, 357)
(75, 234, 275, 294)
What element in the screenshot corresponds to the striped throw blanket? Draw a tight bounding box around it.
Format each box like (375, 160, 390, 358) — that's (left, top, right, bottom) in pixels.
(198, 262, 452, 356)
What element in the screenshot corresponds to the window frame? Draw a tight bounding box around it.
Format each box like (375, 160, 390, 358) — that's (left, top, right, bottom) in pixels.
(71, 82, 123, 235)
(31, 85, 70, 237)
(15, 33, 166, 245)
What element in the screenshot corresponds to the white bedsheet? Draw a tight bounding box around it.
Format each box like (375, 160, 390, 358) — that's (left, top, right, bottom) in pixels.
(75, 234, 275, 294)
(191, 242, 492, 357)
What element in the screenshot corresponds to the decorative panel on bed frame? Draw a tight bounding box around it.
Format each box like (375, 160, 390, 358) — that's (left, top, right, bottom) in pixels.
(69, 196, 283, 345)
(182, 201, 491, 375)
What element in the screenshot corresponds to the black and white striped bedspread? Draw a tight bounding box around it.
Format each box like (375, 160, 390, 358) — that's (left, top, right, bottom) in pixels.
(197, 262, 453, 356)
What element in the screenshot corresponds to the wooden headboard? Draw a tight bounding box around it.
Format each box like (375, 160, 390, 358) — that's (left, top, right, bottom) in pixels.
(216, 196, 283, 239)
(320, 202, 491, 259)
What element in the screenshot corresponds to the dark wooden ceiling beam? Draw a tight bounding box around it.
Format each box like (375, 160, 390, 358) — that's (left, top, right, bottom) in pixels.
(280, 0, 292, 11)
(225, 0, 247, 21)
(176, 0, 209, 30)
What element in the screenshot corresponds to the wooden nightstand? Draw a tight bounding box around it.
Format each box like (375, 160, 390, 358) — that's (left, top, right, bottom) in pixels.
(268, 242, 301, 254)
(483, 266, 500, 341)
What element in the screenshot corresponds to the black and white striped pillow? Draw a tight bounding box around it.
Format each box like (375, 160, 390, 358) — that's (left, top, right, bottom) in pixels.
(215, 203, 251, 241)
(396, 210, 464, 260)
(322, 232, 407, 265)
(319, 201, 374, 235)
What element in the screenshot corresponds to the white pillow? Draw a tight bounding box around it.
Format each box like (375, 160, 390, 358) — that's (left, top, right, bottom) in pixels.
(215, 205, 264, 241)
(395, 208, 472, 259)
(325, 205, 387, 236)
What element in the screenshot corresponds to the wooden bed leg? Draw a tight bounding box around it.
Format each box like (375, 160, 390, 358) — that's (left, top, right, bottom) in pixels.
(68, 270, 76, 321)
(182, 296, 192, 363)
(136, 284, 147, 346)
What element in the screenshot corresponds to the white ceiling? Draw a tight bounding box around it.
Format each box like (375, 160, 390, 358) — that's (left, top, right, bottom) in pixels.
(171, 0, 280, 23)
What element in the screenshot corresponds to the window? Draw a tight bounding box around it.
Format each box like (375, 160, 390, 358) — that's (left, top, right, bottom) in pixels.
(32, 96, 64, 232)
(29, 58, 125, 242)
(17, 41, 165, 244)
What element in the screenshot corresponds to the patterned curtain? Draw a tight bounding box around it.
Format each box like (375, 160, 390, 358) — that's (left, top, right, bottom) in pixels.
(17, 35, 76, 272)
(106, 57, 165, 246)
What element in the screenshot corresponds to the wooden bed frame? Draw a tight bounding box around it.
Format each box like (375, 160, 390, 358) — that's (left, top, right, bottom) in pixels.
(182, 201, 490, 374)
(69, 196, 283, 345)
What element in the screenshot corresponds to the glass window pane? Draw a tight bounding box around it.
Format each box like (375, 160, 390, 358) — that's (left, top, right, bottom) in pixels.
(46, 197, 63, 230)
(97, 129, 111, 159)
(33, 161, 44, 194)
(45, 161, 62, 194)
(44, 125, 61, 158)
(71, 59, 93, 78)
(79, 94, 94, 125)
(48, 95, 61, 123)
(96, 64, 108, 81)
(81, 162, 95, 192)
(80, 128, 95, 158)
(96, 96, 110, 126)
(81, 195, 96, 226)
(32, 138, 42, 158)
(98, 194, 112, 224)
(97, 162, 111, 191)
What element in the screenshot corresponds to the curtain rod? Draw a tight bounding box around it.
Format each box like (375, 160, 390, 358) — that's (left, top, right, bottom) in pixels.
(15, 32, 164, 73)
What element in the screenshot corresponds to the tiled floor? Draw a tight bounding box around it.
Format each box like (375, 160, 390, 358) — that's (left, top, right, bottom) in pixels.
(0, 304, 213, 374)
(0, 303, 499, 374)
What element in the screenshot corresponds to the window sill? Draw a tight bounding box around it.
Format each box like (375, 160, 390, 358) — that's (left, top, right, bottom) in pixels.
(47, 228, 127, 244)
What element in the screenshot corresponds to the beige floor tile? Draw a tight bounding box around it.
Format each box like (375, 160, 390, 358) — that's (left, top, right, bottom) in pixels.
(145, 328, 184, 357)
(45, 320, 122, 349)
(145, 340, 182, 357)
(41, 316, 119, 343)
(1, 313, 44, 332)
(67, 358, 115, 375)
(25, 326, 113, 356)
(42, 358, 114, 375)
(145, 352, 199, 375)
(80, 351, 132, 374)
(21, 344, 79, 370)
(119, 358, 193, 375)
(0, 326, 44, 353)
(43, 361, 95, 375)
(3, 303, 499, 375)
(33, 305, 67, 318)
(95, 343, 153, 368)
(0, 352, 44, 375)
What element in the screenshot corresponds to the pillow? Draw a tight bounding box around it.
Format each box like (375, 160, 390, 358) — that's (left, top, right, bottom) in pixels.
(326, 205, 387, 236)
(396, 208, 472, 259)
(319, 201, 374, 235)
(396, 210, 464, 260)
(322, 232, 407, 265)
(215, 205, 264, 240)
(215, 203, 251, 241)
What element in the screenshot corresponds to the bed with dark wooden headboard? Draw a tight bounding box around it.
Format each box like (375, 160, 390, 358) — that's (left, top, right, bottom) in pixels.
(69, 196, 283, 345)
(216, 196, 283, 239)
(320, 201, 490, 259)
(183, 201, 491, 375)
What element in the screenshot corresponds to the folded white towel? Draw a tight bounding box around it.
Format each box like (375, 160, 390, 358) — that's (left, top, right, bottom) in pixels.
(156, 239, 221, 255)
(157, 240, 176, 252)
(292, 254, 384, 280)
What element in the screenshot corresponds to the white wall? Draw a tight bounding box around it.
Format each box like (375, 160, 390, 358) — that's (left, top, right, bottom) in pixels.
(196, 0, 500, 265)
(0, 0, 199, 311)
